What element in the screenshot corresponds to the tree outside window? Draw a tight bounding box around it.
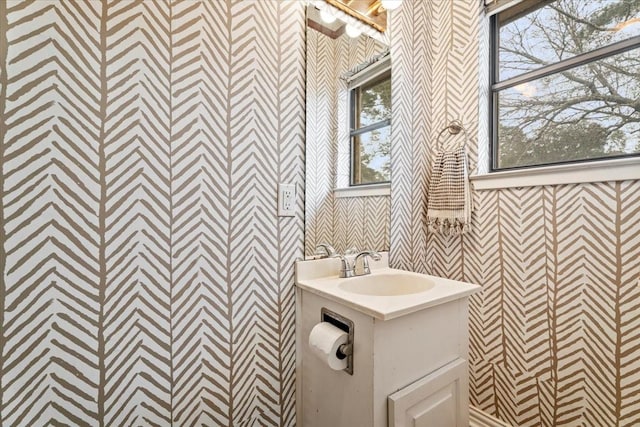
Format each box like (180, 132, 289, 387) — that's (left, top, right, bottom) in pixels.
(493, 0, 640, 169)
(351, 70, 391, 185)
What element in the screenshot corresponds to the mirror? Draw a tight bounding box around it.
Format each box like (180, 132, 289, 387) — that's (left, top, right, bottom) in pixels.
(306, 0, 390, 44)
(324, 0, 388, 33)
(304, 2, 392, 257)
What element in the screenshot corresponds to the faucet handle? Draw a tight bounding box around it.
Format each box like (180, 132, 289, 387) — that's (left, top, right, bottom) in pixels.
(314, 244, 355, 278)
(338, 255, 355, 278)
(314, 243, 337, 258)
(353, 251, 381, 275)
(344, 247, 358, 255)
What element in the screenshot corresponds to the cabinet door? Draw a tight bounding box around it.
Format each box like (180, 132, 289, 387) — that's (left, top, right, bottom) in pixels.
(388, 358, 468, 427)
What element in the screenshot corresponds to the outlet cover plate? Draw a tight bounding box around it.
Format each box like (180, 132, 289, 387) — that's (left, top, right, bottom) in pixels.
(278, 183, 296, 217)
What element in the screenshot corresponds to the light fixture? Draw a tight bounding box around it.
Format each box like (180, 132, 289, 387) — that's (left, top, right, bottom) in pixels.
(345, 24, 362, 38)
(320, 9, 337, 24)
(380, 0, 403, 10)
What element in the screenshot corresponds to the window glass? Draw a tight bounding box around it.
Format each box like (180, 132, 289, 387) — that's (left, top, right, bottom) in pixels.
(353, 128, 391, 184)
(499, 0, 640, 80)
(358, 77, 391, 127)
(351, 68, 391, 185)
(497, 47, 640, 168)
(492, 0, 640, 170)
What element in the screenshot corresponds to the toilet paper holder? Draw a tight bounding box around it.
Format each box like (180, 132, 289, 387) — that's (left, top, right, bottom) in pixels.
(321, 307, 354, 375)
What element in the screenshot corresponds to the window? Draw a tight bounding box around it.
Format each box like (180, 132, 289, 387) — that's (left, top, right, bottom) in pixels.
(491, 0, 640, 171)
(349, 65, 391, 185)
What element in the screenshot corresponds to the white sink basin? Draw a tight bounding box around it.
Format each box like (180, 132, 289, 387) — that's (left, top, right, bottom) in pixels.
(338, 273, 434, 296)
(295, 254, 481, 320)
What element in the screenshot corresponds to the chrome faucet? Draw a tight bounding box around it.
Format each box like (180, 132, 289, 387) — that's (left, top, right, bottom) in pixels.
(314, 245, 381, 278)
(314, 243, 337, 258)
(337, 255, 354, 278)
(315, 244, 352, 278)
(338, 250, 381, 278)
(352, 251, 381, 276)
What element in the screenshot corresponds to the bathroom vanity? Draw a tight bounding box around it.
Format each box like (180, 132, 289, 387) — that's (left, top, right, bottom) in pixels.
(295, 254, 481, 427)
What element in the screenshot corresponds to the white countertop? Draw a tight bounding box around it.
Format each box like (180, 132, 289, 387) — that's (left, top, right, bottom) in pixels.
(295, 254, 481, 321)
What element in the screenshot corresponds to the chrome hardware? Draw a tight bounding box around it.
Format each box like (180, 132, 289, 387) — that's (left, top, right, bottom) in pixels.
(321, 307, 354, 375)
(337, 250, 382, 278)
(338, 255, 355, 278)
(353, 250, 381, 276)
(344, 247, 358, 255)
(337, 343, 353, 358)
(314, 243, 337, 258)
(314, 244, 353, 277)
(313, 245, 381, 278)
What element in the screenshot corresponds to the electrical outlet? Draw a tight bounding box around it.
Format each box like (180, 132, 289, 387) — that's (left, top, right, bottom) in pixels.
(278, 183, 296, 217)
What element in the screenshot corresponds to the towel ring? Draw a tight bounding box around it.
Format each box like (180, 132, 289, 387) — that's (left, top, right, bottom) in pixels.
(436, 120, 468, 151)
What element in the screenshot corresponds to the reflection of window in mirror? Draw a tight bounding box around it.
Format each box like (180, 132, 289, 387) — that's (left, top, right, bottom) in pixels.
(349, 56, 391, 186)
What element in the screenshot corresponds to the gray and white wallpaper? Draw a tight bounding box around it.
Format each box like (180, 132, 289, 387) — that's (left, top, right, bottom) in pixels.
(390, 1, 640, 425)
(0, 1, 305, 425)
(3, 0, 639, 426)
(305, 27, 390, 256)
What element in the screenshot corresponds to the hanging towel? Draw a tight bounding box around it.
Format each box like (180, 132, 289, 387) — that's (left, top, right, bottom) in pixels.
(426, 146, 472, 235)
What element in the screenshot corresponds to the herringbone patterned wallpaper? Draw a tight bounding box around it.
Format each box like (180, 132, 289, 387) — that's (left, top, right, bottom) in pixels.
(0, 1, 304, 425)
(305, 27, 390, 256)
(390, 1, 640, 425)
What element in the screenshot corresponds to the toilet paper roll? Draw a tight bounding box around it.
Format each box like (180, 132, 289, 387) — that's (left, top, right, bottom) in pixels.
(308, 322, 349, 371)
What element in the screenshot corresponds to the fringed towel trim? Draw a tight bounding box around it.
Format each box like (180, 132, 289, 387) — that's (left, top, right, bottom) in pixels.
(426, 146, 473, 235)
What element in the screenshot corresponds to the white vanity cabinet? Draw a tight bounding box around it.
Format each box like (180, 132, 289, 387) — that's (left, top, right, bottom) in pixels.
(388, 357, 468, 427)
(295, 255, 479, 427)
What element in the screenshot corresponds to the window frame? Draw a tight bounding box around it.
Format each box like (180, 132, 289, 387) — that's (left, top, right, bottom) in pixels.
(348, 62, 392, 187)
(489, 0, 640, 172)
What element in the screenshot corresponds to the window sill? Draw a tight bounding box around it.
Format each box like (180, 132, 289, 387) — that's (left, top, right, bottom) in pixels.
(334, 183, 391, 198)
(470, 157, 640, 190)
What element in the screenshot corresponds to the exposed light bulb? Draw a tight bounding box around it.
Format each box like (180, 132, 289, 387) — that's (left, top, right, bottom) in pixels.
(381, 0, 402, 10)
(320, 9, 336, 24)
(345, 24, 362, 38)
